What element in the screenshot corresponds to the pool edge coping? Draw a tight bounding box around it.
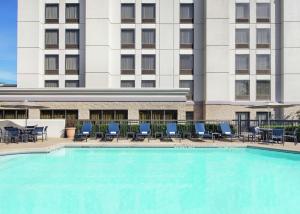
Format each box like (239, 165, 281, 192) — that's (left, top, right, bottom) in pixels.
(1, 143, 300, 156)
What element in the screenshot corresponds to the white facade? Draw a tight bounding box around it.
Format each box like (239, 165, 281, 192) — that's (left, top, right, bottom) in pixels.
(15, 0, 300, 120)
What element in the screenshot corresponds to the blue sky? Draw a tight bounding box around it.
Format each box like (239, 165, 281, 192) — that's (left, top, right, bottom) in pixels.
(0, 1, 17, 84)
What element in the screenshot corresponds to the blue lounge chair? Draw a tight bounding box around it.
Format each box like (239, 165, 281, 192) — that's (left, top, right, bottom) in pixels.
(74, 122, 93, 142)
(219, 122, 243, 142)
(4, 127, 21, 143)
(165, 122, 181, 142)
(284, 128, 299, 145)
(136, 123, 151, 142)
(195, 122, 206, 140)
(33, 126, 48, 142)
(105, 122, 120, 142)
(271, 128, 284, 144)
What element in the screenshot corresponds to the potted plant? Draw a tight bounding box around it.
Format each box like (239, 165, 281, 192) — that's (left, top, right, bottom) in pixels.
(65, 120, 77, 139)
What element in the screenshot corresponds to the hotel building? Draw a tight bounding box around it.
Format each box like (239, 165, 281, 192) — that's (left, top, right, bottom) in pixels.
(0, 0, 300, 122)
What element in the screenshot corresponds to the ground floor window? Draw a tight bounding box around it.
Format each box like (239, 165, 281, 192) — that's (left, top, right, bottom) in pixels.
(90, 110, 128, 121)
(40, 110, 78, 120)
(0, 109, 27, 119)
(186, 111, 194, 121)
(235, 112, 250, 132)
(139, 110, 177, 121)
(256, 112, 270, 121)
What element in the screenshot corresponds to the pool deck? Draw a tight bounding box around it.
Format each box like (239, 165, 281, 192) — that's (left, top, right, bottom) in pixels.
(1, 138, 300, 156)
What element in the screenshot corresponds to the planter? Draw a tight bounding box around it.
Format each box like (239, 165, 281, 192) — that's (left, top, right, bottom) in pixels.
(65, 127, 76, 139)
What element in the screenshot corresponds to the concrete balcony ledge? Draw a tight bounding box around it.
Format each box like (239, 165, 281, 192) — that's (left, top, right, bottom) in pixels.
(0, 88, 189, 102)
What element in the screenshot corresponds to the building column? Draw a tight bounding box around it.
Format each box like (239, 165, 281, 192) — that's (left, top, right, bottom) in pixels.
(79, 109, 89, 120)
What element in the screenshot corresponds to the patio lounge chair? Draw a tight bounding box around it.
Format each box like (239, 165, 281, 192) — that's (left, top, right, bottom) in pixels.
(194, 122, 206, 140)
(33, 126, 48, 142)
(135, 123, 151, 142)
(219, 122, 243, 142)
(271, 128, 285, 144)
(74, 122, 93, 142)
(165, 122, 181, 142)
(105, 122, 120, 142)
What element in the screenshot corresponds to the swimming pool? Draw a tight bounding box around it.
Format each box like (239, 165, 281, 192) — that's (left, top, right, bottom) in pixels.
(0, 148, 300, 214)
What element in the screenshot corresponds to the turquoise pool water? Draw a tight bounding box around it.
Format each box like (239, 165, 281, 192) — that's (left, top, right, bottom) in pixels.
(0, 148, 300, 214)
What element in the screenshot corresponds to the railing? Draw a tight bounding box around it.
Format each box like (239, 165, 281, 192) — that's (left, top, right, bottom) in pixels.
(72, 119, 300, 138)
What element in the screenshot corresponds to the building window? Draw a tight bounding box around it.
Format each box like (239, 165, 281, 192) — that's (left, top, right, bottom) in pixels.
(45, 4, 59, 23)
(235, 80, 250, 100)
(236, 55, 249, 75)
(257, 3, 270, 23)
(142, 55, 156, 75)
(257, 29, 270, 48)
(257, 112, 270, 121)
(180, 80, 194, 100)
(186, 112, 194, 121)
(40, 110, 78, 126)
(180, 55, 194, 75)
(180, 29, 194, 49)
(65, 55, 79, 75)
(236, 3, 249, 23)
(139, 110, 178, 121)
(0, 110, 27, 119)
(65, 80, 79, 88)
(235, 112, 250, 132)
(142, 80, 156, 88)
(121, 55, 135, 75)
(121, 29, 135, 49)
(66, 4, 80, 23)
(256, 55, 271, 74)
(45, 80, 59, 88)
(121, 4, 135, 23)
(142, 4, 155, 23)
(142, 29, 155, 49)
(236, 29, 249, 48)
(90, 110, 128, 121)
(45, 30, 59, 49)
(180, 4, 194, 23)
(121, 80, 135, 88)
(45, 55, 59, 75)
(256, 80, 271, 100)
(66, 29, 79, 49)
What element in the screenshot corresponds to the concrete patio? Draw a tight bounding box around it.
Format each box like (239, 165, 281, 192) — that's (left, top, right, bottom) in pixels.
(1, 138, 300, 156)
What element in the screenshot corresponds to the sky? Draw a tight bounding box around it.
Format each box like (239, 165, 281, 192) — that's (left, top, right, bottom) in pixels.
(0, 1, 17, 84)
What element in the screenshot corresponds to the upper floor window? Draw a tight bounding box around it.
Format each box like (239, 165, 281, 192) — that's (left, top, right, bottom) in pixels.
(257, 3, 270, 23)
(236, 3, 249, 23)
(236, 55, 249, 75)
(65, 80, 79, 88)
(121, 4, 135, 23)
(45, 29, 59, 49)
(256, 80, 271, 100)
(45, 55, 59, 75)
(142, 4, 155, 23)
(142, 29, 155, 49)
(142, 55, 156, 75)
(66, 4, 80, 23)
(257, 29, 271, 48)
(142, 80, 156, 88)
(121, 80, 135, 88)
(235, 80, 250, 100)
(180, 29, 194, 49)
(236, 29, 249, 48)
(180, 55, 194, 75)
(121, 55, 135, 75)
(256, 55, 271, 74)
(180, 4, 194, 23)
(45, 4, 59, 23)
(121, 29, 135, 49)
(66, 29, 80, 49)
(45, 80, 59, 88)
(65, 55, 80, 75)
(180, 80, 194, 100)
